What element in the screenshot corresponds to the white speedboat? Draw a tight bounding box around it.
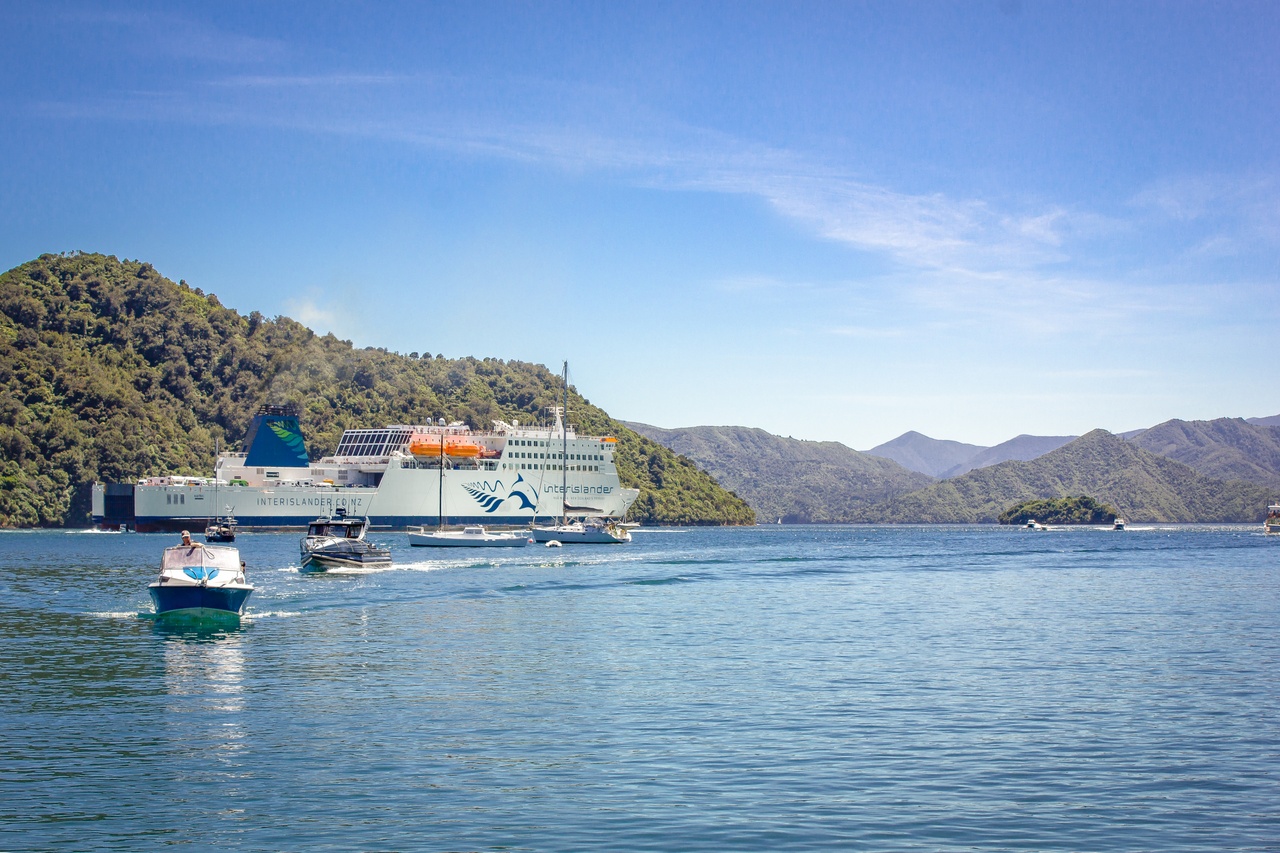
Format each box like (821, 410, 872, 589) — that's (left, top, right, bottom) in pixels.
(1023, 519, 1047, 531)
(1265, 503, 1280, 535)
(299, 509, 392, 571)
(532, 517, 632, 544)
(408, 525, 531, 547)
(1113, 518, 1126, 531)
(149, 542, 253, 618)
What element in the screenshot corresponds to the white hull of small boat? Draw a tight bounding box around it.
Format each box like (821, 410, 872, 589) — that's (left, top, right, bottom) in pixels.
(299, 549, 393, 571)
(532, 521, 631, 544)
(408, 526, 531, 547)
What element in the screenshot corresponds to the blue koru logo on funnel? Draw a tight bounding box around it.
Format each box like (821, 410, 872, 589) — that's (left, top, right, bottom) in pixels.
(464, 475, 539, 513)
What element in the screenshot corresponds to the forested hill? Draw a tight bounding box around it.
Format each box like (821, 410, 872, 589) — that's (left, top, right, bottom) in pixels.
(859, 429, 1270, 523)
(0, 252, 755, 527)
(1125, 417, 1280, 489)
(626, 422, 934, 523)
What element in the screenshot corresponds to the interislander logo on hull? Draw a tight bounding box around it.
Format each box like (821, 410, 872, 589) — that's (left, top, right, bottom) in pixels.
(463, 474, 539, 514)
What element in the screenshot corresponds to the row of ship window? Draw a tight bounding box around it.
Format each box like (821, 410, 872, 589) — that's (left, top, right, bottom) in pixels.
(503, 464, 601, 472)
(508, 452, 603, 460)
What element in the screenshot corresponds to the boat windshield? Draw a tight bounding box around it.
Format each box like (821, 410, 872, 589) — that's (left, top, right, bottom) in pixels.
(162, 545, 240, 572)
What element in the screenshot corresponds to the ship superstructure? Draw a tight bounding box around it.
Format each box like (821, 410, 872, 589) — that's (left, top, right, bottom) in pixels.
(93, 406, 638, 531)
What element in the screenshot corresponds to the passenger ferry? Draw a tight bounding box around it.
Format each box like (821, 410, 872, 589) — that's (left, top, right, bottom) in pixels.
(92, 405, 639, 531)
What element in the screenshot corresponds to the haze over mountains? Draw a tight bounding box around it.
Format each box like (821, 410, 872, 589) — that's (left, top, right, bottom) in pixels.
(633, 416, 1280, 524)
(865, 432, 1077, 478)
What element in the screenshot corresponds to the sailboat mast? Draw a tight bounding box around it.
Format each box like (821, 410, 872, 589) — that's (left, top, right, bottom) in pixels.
(212, 437, 218, 527)
(561, 360, 568, 525)
(437, 419, 445, 531)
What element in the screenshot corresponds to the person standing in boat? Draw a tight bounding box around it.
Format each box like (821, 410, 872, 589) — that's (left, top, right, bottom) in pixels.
(180, 530, 192, 546)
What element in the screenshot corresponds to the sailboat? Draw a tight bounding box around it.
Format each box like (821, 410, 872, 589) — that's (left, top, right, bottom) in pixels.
(531, 362, 632, 545)
(204, 438, 237, 543)
(407, 419, 530, 548)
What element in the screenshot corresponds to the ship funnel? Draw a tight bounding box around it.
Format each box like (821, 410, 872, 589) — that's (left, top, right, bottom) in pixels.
(242, 405, 310, 468)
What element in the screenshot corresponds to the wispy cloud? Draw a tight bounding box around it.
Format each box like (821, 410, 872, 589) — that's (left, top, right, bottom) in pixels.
(58, 9, 287, 64)
(32, 46, 1280, 327)
(286, 298, 336, 333)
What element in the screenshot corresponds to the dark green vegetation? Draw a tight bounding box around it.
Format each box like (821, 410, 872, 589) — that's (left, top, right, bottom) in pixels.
(627, 422, 933, 523)
(0, 252, 755, 528)
(998, 495, 1117, 525)
(862, 430, 1271, 523)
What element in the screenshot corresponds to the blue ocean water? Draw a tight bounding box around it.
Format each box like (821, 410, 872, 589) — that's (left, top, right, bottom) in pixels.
(1, 524, 1277, 852)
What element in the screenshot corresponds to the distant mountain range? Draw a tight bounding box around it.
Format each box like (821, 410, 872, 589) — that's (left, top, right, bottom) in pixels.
(635, 415, 1280, 523)
(624, 423, 932, 523)
(867, 432, 1078, 478)
(863, 431, 985, 478)
(860, 429, 1271, 523)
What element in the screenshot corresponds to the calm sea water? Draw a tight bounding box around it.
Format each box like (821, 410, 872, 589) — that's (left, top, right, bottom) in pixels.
(1, 525, 1277, 852)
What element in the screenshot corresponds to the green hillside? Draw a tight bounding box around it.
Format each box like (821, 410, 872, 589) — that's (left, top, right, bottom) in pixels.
(0, 252, 755, 528)
(861, 429, 1271, 523)
(1127, 417, 1280, 489)
(627, 422, 935, 522)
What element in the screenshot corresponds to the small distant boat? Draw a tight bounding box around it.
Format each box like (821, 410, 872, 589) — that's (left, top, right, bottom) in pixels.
(205, 515, 237, 543)
(406, 420, 531, 548)
(1023, 519, 1047, 531)
(204, 440, 237, 543)
(530, 361, 634, 546)
(532, 517, 633, 544)
(408, 524, 531, 548)
(1113, 518, 1126, 531)
(299, 508, 392, 571)
(149, 542, 253, 618)
(1265, 503, 1280, 535)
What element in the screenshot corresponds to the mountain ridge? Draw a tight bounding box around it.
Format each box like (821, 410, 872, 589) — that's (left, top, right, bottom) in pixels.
(858, 429, 1270, 523)
(625, 422, 934, 523)
(1125, 417, 1280, 489)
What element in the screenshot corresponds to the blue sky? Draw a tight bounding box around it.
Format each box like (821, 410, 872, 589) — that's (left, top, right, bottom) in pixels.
(2, 1, 1278, 448)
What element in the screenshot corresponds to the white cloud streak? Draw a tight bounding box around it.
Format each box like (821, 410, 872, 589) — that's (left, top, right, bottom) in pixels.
(32, 39, 1280, 336)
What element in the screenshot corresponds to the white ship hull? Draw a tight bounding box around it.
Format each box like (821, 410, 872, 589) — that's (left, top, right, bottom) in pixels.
(95, 466, 637, 531)
(92, 407, 638, 532)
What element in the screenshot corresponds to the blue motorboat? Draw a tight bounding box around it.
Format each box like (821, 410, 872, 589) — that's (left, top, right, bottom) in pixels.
(149, 541, 253, 618)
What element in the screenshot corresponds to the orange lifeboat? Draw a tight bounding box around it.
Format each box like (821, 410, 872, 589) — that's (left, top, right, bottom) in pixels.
(408, 434, 482, 458)
(444, 441, 481, 458)
(408, 434, 443, 456)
